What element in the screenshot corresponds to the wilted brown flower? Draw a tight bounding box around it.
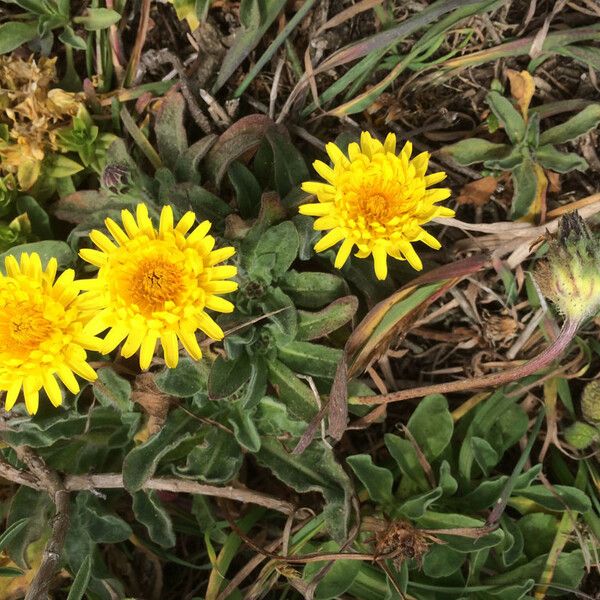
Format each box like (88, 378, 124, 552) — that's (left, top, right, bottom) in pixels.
(0, 55, 84, 189)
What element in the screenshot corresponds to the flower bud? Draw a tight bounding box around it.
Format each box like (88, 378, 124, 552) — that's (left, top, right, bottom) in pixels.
(581, 380, 600, 423)
(534, 212, 600, 321)
(564, 421, 600, 450)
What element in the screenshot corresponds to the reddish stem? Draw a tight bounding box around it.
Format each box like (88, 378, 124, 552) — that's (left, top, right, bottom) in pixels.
(356, 318, 580, 405)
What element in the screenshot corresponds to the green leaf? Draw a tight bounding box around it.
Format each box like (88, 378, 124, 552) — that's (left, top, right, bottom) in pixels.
(155, 91, 188, 170)
(407, 394, 453, 461)
(485, 550, 584, 592)
(45, 154, 84, 178)
(396, 486, 443, 520)
(160, 181, 232, 225)
(535, 145, 588, 173)
(0, 518, 29, 552)
(470, 436, 499, 475)
(416, 512, 504, 553)
(297, 296, 358, 341)
(346, 455, 394, 505)
(267, 359, 318, 421)
(0, 22, 38, 54)
(517, 513, 558, 560)
(539, 103, 600, 145)
(486, 91, 526, 144)
(5, 487, 51, 569)
(501, 515, 525, 567)
(0, 240, 75, 273)
(257, 436, 352, 541)
(76, 493, 132, 543)
(208, 354, 252, 400)
(154, 358, 208, 397)
(266, 128, 310, 197)
(514, 485, 591, 513)
(205, 114, 273, 186)
(123, 410, 193, 491)
(132, 491, 176, 548)
(247, 220, 299, 282)
(384, 433, 428, 490)
(93, 367, 133, 411)
(174, 134, 217, 183)
(260, 287, 298, 344)
(58, 25, 87, 50)
(280, 270, 347, 309)
(303, 541, 361, 599)
(422, 544, 465, 579)
(228, 160, 262, 219)
(179, 428, 243, 483)
(73, 8, 121, 30)
(0, 567, 24, 577)
(228, 402, 261, 452)
(441, 138, 511, 166)
(66, 555, 92, 600)
(438, 461, 457, 496)
(16, 196, 52, 239)
(277, 341, 342, 380)
(511, 159, 538, 220)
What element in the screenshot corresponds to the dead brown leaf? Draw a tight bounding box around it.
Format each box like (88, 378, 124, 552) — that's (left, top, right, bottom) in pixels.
(506, 69, 535, 119)
(457, 176, 498, 206)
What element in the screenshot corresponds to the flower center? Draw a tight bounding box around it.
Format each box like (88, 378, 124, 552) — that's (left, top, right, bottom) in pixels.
(0, 301, 55, 356)
(118, 257, 187, 314)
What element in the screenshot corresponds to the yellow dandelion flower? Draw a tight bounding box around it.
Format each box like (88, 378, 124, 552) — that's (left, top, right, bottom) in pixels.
(79, 204, 238, 370)
(0, 252, 101, 415)
(299, 131, 455, 280)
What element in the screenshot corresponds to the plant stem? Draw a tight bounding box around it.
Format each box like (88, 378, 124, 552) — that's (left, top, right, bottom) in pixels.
(356, 318, 580, 405)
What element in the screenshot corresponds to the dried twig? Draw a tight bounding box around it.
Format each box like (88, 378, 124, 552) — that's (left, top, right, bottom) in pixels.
(39, 473, 293, 515)
(356, 318, 580, 406)
(14, 447, 70, 600)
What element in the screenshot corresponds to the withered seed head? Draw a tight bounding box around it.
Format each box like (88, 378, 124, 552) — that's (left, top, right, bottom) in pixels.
(534, 212, 600, 322)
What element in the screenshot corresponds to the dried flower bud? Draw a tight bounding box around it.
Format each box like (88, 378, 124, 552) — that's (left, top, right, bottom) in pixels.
(534, 212, 600, 321)
(582, 380, 600, 423)
(101, 163, 129, 191)
(564, 421, 600, 450)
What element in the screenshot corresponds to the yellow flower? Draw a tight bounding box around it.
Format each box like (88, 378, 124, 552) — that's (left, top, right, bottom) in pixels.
(0, 253, 101, 414)
(299, 132, 455, 280)
(79, 204, 238, 370)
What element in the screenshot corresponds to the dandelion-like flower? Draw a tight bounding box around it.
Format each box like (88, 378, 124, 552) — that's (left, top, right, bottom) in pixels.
(0, 253, 101, 414)
(299, 132, 455, 280)
(79, 204, 238, 370)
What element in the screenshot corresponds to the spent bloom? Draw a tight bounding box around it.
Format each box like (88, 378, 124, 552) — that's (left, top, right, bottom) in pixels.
(0, 252, 101, 414)
(0, 55, 83, 189)
(299, 131, 454, 280)
(79, 204, 238, 370)
(534, 211, 600, 322)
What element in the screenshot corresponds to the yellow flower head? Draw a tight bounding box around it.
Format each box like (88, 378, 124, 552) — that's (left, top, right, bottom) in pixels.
(299, 132, 455, 280)
(0, 253, 101, 414)
(79, 204, 238, 370)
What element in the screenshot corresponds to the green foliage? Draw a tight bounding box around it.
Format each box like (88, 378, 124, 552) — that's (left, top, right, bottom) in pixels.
(0, 12, 598, 598)
(0, 2, 121, 53)
(442, 86, 600, 220)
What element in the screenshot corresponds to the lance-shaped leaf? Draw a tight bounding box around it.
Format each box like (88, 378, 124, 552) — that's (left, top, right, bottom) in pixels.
(277, 341, 342, 380)
(511, 159, 547, 221)
(486, 91, 526, 144)
(539, 103, 600, 146)
(346, 455, 394, 505)
(536, 145, 588, 173)
(440, 138, 511, 166)
(154, 90, 187, 170)
(257, 437, 352, 541)
(281, 270, 348, 309)
(297, 296, 358, 341)
(205, 114, 274, 186)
